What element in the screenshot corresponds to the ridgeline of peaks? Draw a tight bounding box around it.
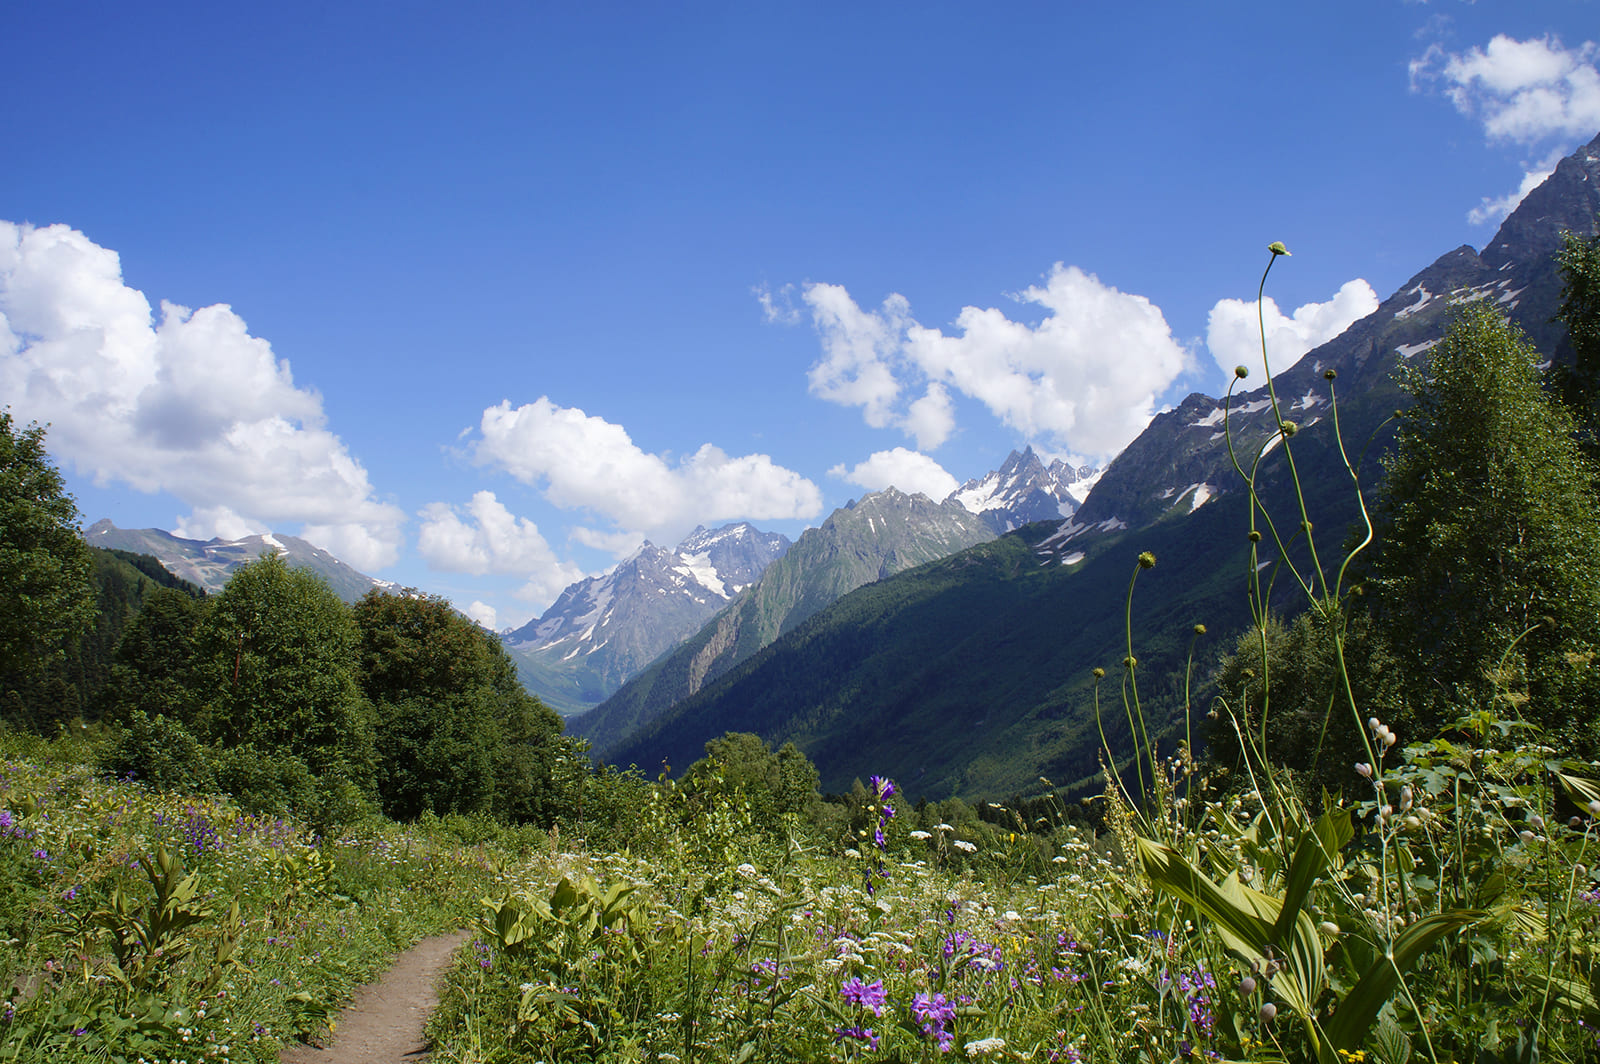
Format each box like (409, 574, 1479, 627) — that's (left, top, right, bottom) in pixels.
(503, 523, 790, 716)
(84, 520, 394, 604)
(521, 449, 1096, 717)
(570, 486, 1000, 750)
(950, 446, 1098, 532)
(597, 130, 1600, 798)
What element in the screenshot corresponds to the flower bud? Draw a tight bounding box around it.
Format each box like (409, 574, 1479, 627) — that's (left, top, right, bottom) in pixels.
(1248, 530, 1262, 543)
(1259, 1002, 1278, 1023)
(1355, 762, 1372, 778)
(1267, 242, 1290, 257)
(1319, 921, 1340, 936)
(1238, 975, 1256, 994)
(1193, 624, 1207, 636)
(1235, 365, 1250, 379)
(1137, 551, 1157, 570)
(1092, 667, 1105, 680)
(1323, 368, 1337, 381)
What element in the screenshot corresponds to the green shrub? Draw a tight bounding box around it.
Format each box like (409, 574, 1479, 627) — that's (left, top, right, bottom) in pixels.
(96, 711, 212, 791)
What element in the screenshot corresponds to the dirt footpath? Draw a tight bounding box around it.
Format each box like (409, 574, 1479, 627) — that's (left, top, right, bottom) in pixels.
(279, 930, 471, 1064)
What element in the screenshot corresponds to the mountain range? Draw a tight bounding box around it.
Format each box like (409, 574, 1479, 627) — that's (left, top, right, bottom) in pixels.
(591, 130, 1600, 798)
(510, 445, 1092, 715)
(501, 524, 791, 716)
(84, 520, 396, 604)
(81, 129, 1600, 802)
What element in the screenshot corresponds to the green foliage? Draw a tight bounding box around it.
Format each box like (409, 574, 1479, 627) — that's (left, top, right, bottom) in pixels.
(3, 550, 203, 735)
(104, 585, 208, 727)
(1372, 304, 1600, 749)
(681, 732, 821, 829)
(1554, 222, 1600, 422)
(0, 411, 94, 679)
(96, 711, 212, 792)
(0, 731, 506, 1064)
(194, 552, 373, 784)
(1211, 605, 1402, 798)
(352, 590, 576, 824)
(209, 742, 320, 817)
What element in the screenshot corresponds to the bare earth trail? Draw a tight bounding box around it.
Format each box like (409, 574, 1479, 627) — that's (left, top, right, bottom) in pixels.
(279, 930, 471, 1064)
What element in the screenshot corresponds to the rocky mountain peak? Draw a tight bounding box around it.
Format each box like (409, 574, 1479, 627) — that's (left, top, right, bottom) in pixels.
(948, 446, 1094, 532)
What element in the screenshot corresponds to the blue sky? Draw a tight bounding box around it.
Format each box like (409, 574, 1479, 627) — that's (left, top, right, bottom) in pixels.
(4, 2, 1599, 630)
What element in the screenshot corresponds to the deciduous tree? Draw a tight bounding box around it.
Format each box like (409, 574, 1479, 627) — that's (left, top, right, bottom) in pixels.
(0, 411, 94, 677)
(196, 553, 374, 786)
(1372, 305, 1600, 749)
(352, 590, 571, 823)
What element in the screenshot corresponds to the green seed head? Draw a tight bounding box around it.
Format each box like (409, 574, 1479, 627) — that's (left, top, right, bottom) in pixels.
(1137, 551, 1156, 570)
(1323, 368, 1337, 381)
(1248, 530, 1262, 543)
(1279, 420, 1298, 437)
(1234, 365, 1249, 379)
(1123, 655, 1137, 669)
(1193, 624, 1207, 636)
(1267, 242, 1290, 257)
(1092, 667, 1105, 680)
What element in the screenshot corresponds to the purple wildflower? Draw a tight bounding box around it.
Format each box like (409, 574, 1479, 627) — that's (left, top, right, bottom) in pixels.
(841, 977, 887, 1016)
(911, 991, 955, 1051)
(833, 1025, 880, 1050)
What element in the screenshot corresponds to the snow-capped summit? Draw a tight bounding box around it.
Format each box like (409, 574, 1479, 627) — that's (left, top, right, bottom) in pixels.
(504, 523, 789, 715)
(947, 446, 1098, 533)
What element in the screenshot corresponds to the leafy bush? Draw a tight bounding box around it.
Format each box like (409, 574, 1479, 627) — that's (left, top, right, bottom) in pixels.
(96, 711, 212, 791)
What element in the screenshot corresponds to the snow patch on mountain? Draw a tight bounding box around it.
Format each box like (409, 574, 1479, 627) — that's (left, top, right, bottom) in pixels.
(1395, 285, 1432, 319)
(1397, 339, 1439, 359)
(675, 552, 726, 597)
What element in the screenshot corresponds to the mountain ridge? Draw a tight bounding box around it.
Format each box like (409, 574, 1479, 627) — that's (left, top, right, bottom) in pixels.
(595, 129, 1600, 798)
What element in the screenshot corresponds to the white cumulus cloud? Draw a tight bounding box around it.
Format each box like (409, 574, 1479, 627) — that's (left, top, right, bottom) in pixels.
(465, 601, 499, 631)
(1411, 34, 1600, 224)
(417, 490, 590, 611)
(472, 397, 824, 538)
(571, 526, 649, 559)
(791, 265, 1190, 460)
(1206, 279, 1379, 385)
(1466, 157, 1560, 226)
(0, 221, 404, 569)
(803, 283, 910, 429)
(829, 448, 960, 501)
(1412, 34, 1600, 144)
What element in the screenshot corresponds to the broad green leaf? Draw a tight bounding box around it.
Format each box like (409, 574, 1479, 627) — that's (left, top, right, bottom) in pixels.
(1273, 805, 1352, 947)
(1138, 837, 1324, 1018)
(1325, 909, 1482, 1052)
